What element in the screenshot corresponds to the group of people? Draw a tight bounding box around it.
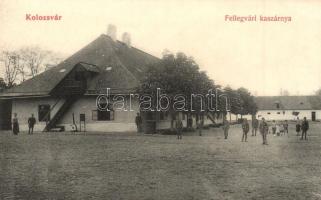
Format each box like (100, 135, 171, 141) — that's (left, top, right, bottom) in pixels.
(135, 113, 311, 142)
(222, 117, 310, 144)
(176, 116, 204, 140)
(135, 113, 204, 140)
(296, 117, 310, 140)
(221, 118, 267, 145)
(270, 120, 289, 136)
(11, 113, 36, 135)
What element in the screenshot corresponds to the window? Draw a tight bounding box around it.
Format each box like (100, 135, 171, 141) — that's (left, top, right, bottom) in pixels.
(276, 103, 280, 109)
(92, 103, 114, 121)
(283, 111, 285, 115)
(277, 112, 281, 114)
(75, 71, 85, 81)
(38, 104, 50, 122)
(267, 112, 271, 115)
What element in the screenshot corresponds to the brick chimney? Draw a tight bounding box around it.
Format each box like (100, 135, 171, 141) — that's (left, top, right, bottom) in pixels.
(107, 24, 117, 41)
(122, 32, 131, 47)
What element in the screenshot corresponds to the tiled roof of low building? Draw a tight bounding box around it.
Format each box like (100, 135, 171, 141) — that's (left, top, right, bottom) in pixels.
(0, 34, 159, 97)
(255, 96, 321, 110)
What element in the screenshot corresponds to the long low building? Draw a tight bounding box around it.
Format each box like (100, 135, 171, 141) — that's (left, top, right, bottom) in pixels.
(255, 96, 321, 121)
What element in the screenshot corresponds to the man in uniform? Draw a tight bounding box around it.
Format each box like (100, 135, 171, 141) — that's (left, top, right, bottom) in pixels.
(28, 114, 36, 134)
(259, 118, 269, 145)
(301, 117, 309, 140)
(197, 118, 204, 136)
(252, 118, 258, 136)
(135, 113, 143, 133)
(176, 116, 183, 140)
(242, 119, 250, 142)
(222, 118, 230, 139)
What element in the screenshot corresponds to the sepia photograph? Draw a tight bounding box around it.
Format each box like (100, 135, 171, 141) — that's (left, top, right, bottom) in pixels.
(0, 0, 321, 199)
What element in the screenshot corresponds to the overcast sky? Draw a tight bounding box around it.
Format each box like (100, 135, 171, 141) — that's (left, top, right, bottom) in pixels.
(0, 0, 320, 96)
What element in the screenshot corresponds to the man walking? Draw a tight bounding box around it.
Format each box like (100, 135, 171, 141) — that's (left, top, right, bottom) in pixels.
(222, 119, 230, 139)
(242, 119, 250, 142)
(28, 114, 36, 134)
(301, 117, 309, 140)
(252, 118, 258, 136)
(176, 116, 183, 140)
(259, 118, 269, 145)
(135, 113, 143, 133)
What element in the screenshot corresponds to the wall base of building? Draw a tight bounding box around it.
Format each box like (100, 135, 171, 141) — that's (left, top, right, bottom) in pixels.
(16, 122, 138, 133)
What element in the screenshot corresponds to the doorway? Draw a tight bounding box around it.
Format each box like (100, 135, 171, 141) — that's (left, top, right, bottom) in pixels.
(0, 100, 12, 130)
(311, 111, 316, 121)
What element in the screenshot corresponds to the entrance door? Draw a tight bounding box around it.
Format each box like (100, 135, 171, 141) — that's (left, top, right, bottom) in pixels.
(311, 111, 316, 121)
(144, 112, 156, 134)
(0, 100, 12, 130)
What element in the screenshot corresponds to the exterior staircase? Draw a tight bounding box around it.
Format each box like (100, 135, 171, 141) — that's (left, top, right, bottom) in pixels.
(43, 97, 77, 132)
(206, 112, 216, 124)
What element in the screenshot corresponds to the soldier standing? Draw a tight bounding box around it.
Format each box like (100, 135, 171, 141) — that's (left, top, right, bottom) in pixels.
(222, 119, 230, 139)
(252, 118, 258, 136)
(135, 113, 143, 133)
(301, 117, 309, 140)
(259, 118, 269, 145)
(176, 116, 183, 140)
(271, 120, 277, 135)
(242, 119, 250, 142)
(197, 118, 204, 136)
(28, 114, 36, 134)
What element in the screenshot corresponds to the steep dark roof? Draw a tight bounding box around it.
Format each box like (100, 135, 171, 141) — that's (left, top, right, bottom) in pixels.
(0, 34, 159, 97)
(255, 96, 321, 110)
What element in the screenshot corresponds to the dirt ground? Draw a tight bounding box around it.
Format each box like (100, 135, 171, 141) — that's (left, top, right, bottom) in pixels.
(1, 123, 321, 200)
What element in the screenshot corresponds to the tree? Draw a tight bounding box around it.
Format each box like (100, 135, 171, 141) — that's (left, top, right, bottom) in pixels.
(0, 77, 7, 91)
(0, 51, 21, 88)
(19, 46, 64, 78)
(236, 87, 257, 116)
(43, 51, 65, 70)
(0, 47, 65, 86)
(224, 86, 242, 115)
(138, 52, 216, 129)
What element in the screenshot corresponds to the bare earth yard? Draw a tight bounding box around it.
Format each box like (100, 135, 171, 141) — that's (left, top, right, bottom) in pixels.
(1, 124, 321, 200)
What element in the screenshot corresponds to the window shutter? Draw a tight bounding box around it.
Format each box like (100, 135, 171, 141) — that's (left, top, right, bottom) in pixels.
(92, 110, 98, 121)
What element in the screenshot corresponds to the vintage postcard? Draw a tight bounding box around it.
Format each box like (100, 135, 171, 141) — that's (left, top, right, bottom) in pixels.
(0, 0, 321, 199)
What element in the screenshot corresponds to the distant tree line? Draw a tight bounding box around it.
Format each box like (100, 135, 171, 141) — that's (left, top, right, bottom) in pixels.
(0, 46, 64, 89)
